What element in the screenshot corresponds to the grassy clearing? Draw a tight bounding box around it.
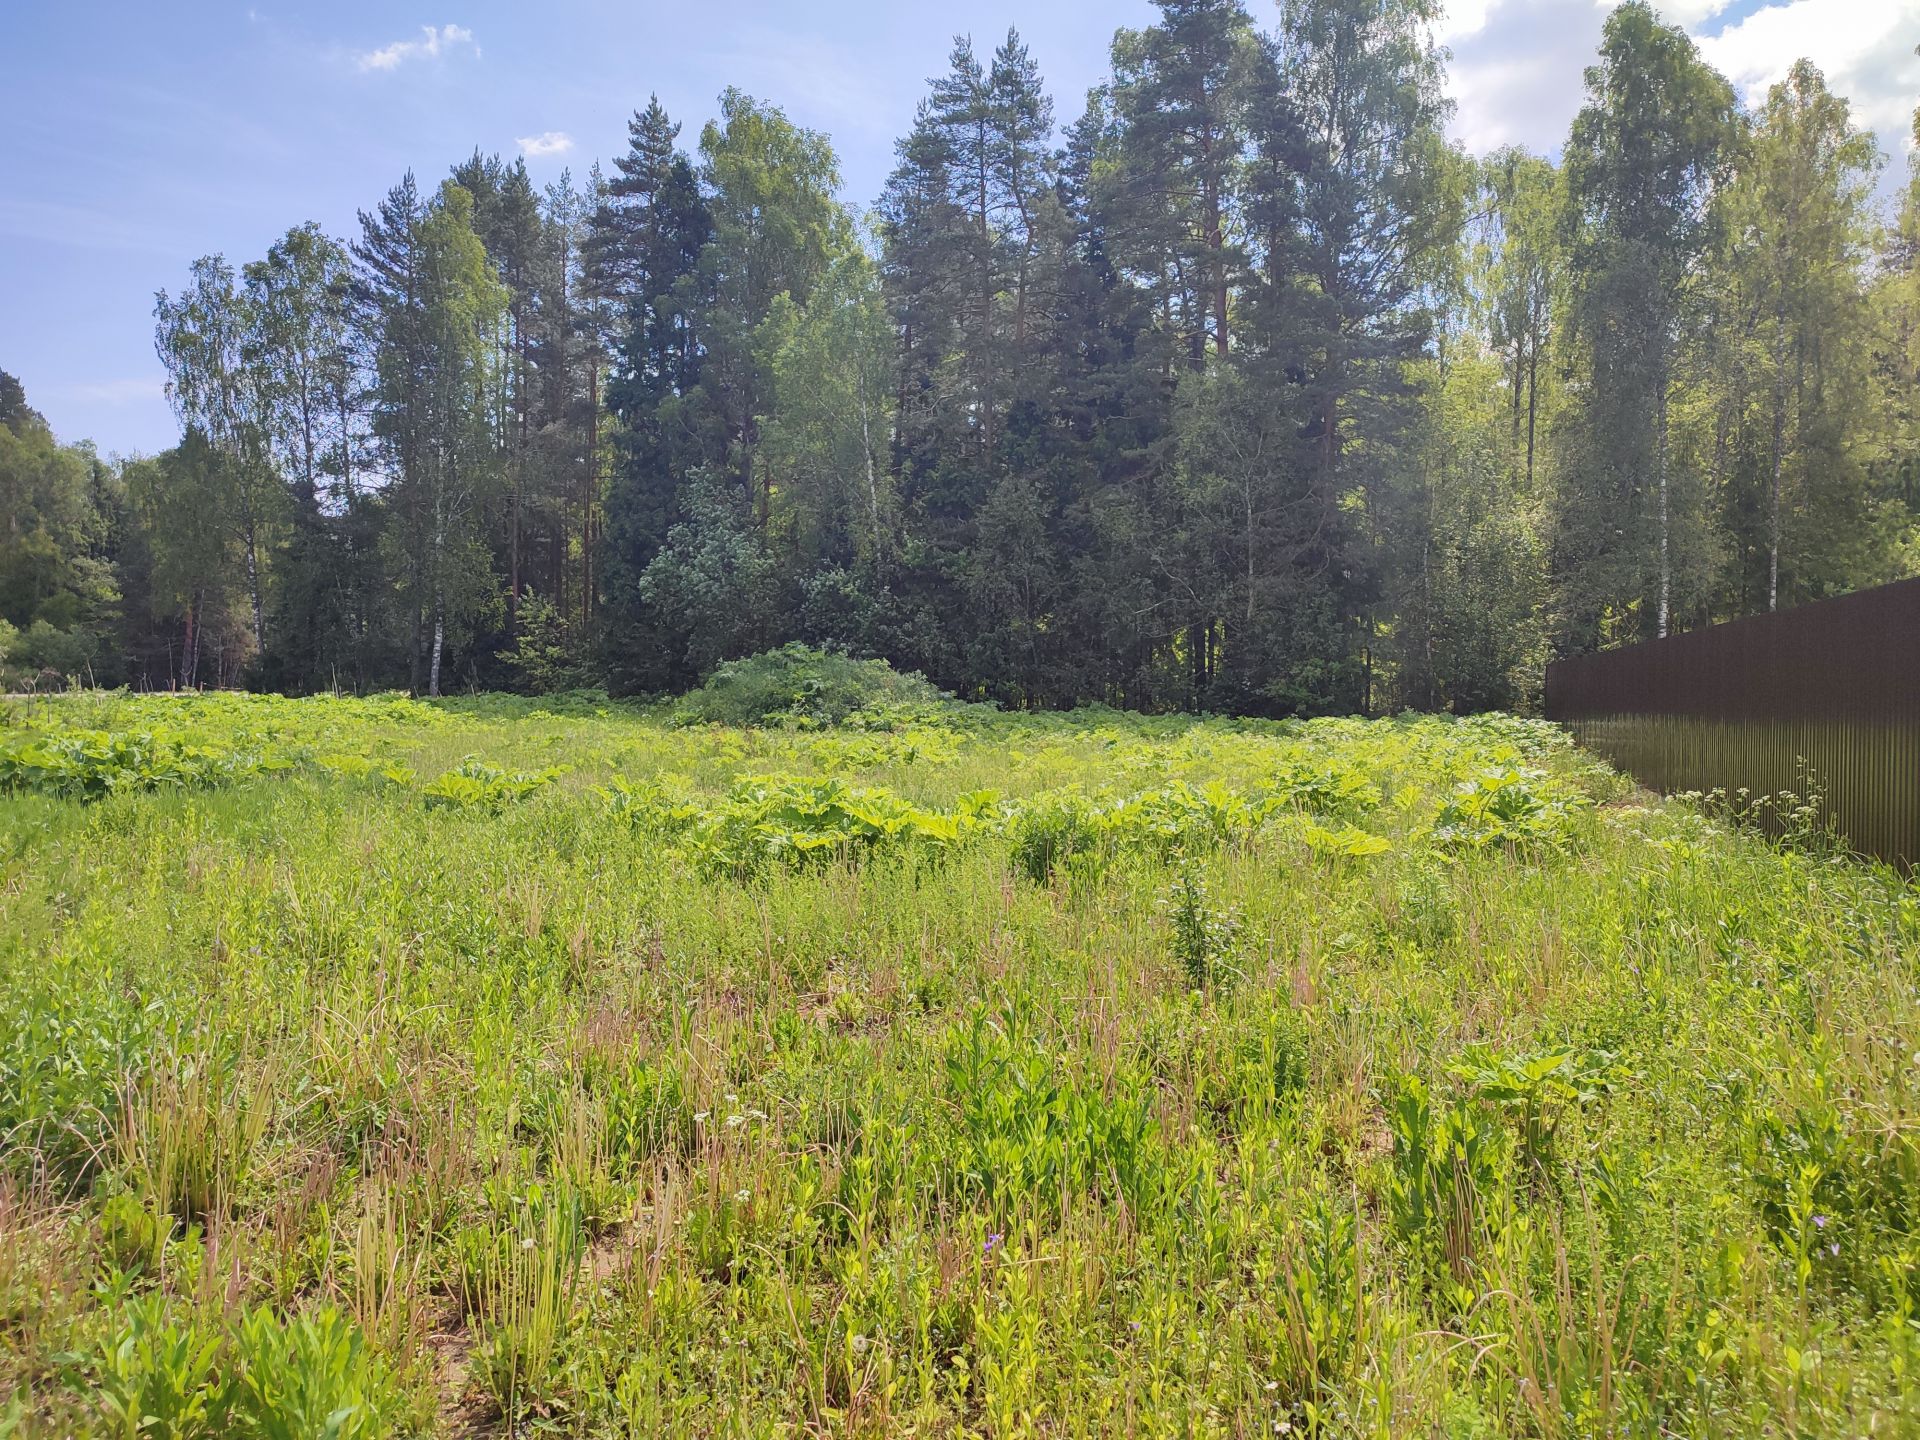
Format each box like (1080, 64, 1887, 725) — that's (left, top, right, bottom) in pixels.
(2, 688, 1917, 1437)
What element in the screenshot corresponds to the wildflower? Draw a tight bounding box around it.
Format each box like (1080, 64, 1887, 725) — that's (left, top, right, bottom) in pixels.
(1812, 1214, 1828, 1229)
(851, 1333, 870, 1355)
(735, 1188, 752, 1203)
(984, 1231, 1003, 1256)
(693, 1110, 710, 1124)
(1830, 1242, 1841, 1257)
(725, 1113, 745, 1129)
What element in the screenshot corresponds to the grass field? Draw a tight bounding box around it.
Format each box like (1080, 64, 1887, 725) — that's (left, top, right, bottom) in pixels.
(2, 683, 1918, 1437)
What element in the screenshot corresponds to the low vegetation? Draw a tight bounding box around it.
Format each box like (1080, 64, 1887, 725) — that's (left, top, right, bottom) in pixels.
(3, 681, 1917, 1436)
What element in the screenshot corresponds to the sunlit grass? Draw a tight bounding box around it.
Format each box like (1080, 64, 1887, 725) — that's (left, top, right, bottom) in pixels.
(2, 689, 1916, 1435)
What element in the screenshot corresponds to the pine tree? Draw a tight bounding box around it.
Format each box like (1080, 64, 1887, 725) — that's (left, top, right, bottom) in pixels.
(1106, 0, 1264, 368)
(1280, 0, 1461, 713)
(356, 176, 507, 695)
(589, 99, 716, 687)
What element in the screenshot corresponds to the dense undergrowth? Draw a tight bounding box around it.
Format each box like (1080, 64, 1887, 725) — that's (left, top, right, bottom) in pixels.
(2, 684, 1917, 1437)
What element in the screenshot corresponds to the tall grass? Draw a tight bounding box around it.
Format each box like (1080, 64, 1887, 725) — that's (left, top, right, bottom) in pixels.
(1, 689, 1916, 1434)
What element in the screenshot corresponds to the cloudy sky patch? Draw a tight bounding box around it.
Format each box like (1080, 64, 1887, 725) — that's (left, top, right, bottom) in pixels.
(356, 23, 478, 74)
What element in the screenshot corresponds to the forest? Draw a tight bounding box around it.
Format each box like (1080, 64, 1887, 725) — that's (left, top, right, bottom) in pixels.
(5, 0, 1919, 714)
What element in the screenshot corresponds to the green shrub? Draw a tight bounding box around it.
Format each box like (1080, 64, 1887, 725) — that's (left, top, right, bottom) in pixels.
(672, 644, 955, 728)
(1007, 792, 1104, 885)
(1260, 756, 1381, 822)
(600, 771, 987, 874)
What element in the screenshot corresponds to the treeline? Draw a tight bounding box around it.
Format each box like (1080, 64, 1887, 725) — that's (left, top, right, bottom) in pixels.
(7, 0, 1920, 712)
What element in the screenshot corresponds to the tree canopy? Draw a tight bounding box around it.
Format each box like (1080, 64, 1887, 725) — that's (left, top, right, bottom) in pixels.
(7, 1, 1918, 712)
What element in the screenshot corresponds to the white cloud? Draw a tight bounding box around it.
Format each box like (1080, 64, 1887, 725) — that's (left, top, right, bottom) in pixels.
(1696, 0, 1920, 137)
(355, 23, 478, 74)
(515, 131, 574, 158)
(1637, 0, 1735, 26)
(1442, 0, 1614, 154)
(1436, 0, 1499, 43)
(1438, 0, 1920, 161)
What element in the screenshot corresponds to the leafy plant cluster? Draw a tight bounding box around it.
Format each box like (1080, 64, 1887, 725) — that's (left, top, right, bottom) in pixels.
(599, 772, 993, 874)
(0, 728, 294, 801)
(420, 758, 570, 812)
(945, 1004, 1161, 1219)
(84, 1298, 404, 1440)
(670, 644, 957, 729)
(1429, 766, 1592, 852)
(5, 690, 1918, 1434)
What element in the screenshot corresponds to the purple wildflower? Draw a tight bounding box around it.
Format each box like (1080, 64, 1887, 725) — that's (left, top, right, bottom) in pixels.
(984, 1231, 1003, 1256)
(1812, 1214, 1828, 1229)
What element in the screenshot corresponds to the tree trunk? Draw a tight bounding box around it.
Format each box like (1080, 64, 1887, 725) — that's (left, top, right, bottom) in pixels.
(1655, 356, 1671, 639)
(509, 459, 521, 635)
(1525, 328, 1540, 491)
(426, 473, 448, 697)
(428, 605, 445, 698)
(244, 525, 264, 661)
(182, 591, 201, 690)
(1203, 126, 1227, 357)
(858, 353, 883, 561)
(584, 356, 599, 626)
(1767, 303, 1788, 614)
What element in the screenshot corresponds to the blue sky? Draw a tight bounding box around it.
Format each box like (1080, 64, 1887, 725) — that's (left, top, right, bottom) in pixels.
(5, 0, 1917, 458)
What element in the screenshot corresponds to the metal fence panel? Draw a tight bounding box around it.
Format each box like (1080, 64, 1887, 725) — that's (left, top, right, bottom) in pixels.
(1543, 577, 1920, 867)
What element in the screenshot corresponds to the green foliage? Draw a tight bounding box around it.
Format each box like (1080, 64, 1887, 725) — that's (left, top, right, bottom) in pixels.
(1448, 1043, 1618, 1174)
(601, 770, 985, 874)
(1386, 1075, 1509, 1272)
(420, 757, 568, 811)
(672, 644, 954, 728)
(88, 1300, 403, 1440)
(1164, 865, 1242, 989)
(1263, 756, 1382, 822)
(1006, 792, 1103, 886)
(1299, 821, 1393, 859)
(4, 691, 1918, 1434)
(1431, 766, 1589, 852)
(0, 729, 291, 801)
(226, 1307, 404, 1440)
(946, 1003, 1160, 1219)
(498, 591, 595, 695)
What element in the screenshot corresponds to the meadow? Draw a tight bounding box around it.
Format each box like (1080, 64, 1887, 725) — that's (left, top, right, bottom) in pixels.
(2, 661, 1918, 1437)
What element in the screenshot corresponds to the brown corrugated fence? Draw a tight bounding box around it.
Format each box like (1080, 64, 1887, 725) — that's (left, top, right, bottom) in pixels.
(1544, 577, 1920, 868)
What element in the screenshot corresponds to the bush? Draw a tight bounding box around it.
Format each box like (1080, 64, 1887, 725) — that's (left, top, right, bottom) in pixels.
(498, 592, 596, 695)
(672, 644, 954, 728)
